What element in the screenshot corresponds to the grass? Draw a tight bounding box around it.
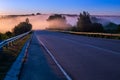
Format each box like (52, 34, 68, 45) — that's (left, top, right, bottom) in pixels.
(0, 34, 31, 80)
(58, 30, 120, 40)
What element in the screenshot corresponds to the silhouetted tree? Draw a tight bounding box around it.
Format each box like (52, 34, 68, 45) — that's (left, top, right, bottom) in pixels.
(13, 18, 32, 35)
(117, 25, 120, 33)
(77, 11, 92, 32)
(92, 23, 104, 32)
(36, 13, 41, 15)
(47, 14, 66, 21)
(105, 22, 118, 33)
(26, 18, 29, 24)
(69, 26, 77, 31)
(31, 13, 35, 16)
(47, 14, 69, 30)
(5, 31, 13, 38)
(0, 33, 8, 40)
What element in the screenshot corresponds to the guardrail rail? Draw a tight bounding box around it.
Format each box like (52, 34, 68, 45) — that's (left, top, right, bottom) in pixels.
(0, 31, 31, 49)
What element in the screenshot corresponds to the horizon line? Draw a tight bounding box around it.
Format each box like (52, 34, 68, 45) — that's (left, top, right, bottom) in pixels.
(1, 13, 120, 17)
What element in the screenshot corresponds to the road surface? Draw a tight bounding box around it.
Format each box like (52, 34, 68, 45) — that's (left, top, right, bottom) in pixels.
(21, 30, 120, 80)
(20, 32, 62, 80)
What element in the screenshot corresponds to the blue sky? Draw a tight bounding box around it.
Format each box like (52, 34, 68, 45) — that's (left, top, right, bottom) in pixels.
(0, 0, 120, 15)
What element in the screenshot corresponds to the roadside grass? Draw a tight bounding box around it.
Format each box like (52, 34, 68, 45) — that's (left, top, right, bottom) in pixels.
(56, 30, 120, 40)
(0, 34, 31, 80)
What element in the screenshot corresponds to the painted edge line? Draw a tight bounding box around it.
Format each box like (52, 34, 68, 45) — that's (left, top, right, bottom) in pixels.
(36, 36, 72, 80)
(61, 37, 120, 55)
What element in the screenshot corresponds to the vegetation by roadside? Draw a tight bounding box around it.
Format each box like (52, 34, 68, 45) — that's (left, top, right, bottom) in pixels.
(13, 18, 32, 36)
(59, 31, 120, 40)
(46, 11, 120, 39)
(0, 34, 31, 80)
(69, 11, 120, 33)
(46, 14, 71, 30)
(0, 17, 32, 79)
(0, 18, 32, 40)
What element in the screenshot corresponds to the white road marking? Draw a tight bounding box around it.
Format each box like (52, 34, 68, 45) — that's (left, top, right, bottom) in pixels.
(61, 38, 120, 55)
(36, 35, 72, 80)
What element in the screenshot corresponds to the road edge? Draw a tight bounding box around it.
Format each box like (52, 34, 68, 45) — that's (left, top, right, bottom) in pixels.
(36, 34, 72, 80)
(4, 34, 33, 80)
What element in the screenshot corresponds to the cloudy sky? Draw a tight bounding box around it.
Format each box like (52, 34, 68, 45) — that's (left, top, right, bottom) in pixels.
(0, 0, 120, 15)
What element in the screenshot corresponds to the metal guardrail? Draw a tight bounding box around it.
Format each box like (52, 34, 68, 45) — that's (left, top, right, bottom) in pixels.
(0, 31, 31, 49)
(4, 39, 31, 80)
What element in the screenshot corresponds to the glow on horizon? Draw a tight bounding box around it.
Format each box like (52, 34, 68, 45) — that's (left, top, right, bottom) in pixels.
(0, 0, 120, 15)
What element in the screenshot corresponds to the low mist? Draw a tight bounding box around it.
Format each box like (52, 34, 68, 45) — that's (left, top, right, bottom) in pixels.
(0, 15, 49, 33)
(0, 15, 78, 33)
(0, 14, 120, 33)
(46, 19, 75, 30)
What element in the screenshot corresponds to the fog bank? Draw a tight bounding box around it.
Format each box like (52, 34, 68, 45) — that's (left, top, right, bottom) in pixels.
(0, 15, 120, 33)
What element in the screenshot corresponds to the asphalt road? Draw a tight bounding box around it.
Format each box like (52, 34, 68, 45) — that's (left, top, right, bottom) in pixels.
(20, 32, 61, 80)
(35, 30, 120, 80)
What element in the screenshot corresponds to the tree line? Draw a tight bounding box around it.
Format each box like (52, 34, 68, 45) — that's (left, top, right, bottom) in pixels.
(74, 11, 120, 33)
(47, 11, 120, 33)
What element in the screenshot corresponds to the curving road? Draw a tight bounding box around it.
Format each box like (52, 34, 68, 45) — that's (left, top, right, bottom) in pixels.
(35, 30, 120, 80)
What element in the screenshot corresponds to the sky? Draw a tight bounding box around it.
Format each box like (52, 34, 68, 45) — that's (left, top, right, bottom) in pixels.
(0, 0, 120, 15)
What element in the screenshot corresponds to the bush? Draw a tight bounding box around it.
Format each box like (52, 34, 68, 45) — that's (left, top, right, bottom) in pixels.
(92, 23, 104, 32)
(36, 13, 41, 15)
(13, 18, 32, 35)
(5, 31, 13, 38)
(47, 14, 66, 21)
(0, 33, 9, 40)
(47, 14, 69, 30)
(117, 25, 120, 33)
(76, 11, 104, 32)
(104, 22, 118, 33)
(77, 11, 92, 32)
(70, 27, 77, 31)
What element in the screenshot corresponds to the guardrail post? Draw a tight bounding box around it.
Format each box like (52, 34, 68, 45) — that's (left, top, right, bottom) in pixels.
(0, 31, 31, 51)
(5, 44, 9, 49)
(0, 47, 3, 52)
(10, 42, 13, 46)
(6, 45, 8, 49)
(0, 40, 3, 52)
(8, 42, 12, 47)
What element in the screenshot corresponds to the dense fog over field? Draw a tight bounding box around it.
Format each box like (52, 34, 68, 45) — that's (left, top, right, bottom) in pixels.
(0, 15, 49, 33)
(0, 15, 120, 33)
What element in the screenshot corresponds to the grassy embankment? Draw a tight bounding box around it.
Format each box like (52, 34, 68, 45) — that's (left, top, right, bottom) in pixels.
(65, 31, 120, 39)
(51, 30, 120, 39)
(0, 34, 31, 80)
